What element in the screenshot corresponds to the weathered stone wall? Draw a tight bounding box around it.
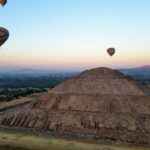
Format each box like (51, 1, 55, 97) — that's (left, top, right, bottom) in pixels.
(34, 93, 150, 114)
(1, 108, 150, 145)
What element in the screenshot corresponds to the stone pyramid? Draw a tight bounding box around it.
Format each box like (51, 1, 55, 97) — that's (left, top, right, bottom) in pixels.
(0, 67, 150, 146)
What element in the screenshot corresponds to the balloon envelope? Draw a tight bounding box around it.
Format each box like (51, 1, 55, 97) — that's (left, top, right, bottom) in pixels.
(0, 0, 7, 6)
(107, 48, 115, 56)
(0, 27, 9, 47)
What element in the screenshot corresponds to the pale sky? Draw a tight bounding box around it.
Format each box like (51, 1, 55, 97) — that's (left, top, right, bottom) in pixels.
(0, 0, 150, 70)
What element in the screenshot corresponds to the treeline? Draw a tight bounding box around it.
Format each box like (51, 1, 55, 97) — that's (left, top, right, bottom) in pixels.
(0, 88, 47, 102)
(0, 75, 71, 102)
(0, 75, 68, 88)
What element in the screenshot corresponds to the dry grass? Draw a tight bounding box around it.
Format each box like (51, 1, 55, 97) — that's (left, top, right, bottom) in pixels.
(0, 131, 149, 150)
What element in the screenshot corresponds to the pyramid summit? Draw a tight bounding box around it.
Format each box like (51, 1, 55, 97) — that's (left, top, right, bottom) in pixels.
(0, 67, 150, 146)
(52, 67, 144, 95)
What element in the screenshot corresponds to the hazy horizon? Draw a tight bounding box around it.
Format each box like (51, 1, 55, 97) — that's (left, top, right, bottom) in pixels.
(0, 64, 149, 73)
(0, 0, 150, 69)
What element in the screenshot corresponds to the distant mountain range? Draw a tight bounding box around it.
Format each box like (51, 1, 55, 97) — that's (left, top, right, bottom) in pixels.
(120, 65, 150, 80)
(0, 67, 77, 78)
(0, 65, 149, 80)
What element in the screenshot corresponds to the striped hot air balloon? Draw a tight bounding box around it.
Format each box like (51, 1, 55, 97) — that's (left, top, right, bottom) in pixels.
(0, 0, 7, 6)
(0, 27, 9, 47)
(0, 0, 9, 47)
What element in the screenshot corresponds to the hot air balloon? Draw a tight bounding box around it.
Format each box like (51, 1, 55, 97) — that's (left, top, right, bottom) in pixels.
(0, 0, 7, 6)
(0, 27, 9, 47)
(107, 48, 115, 56)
